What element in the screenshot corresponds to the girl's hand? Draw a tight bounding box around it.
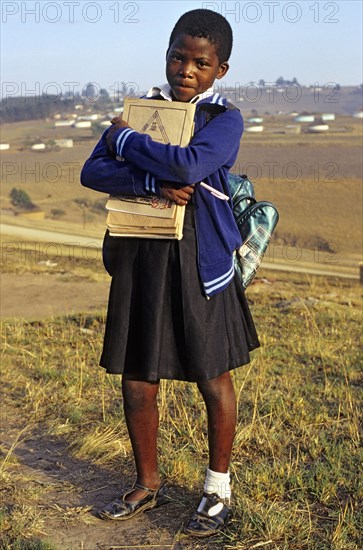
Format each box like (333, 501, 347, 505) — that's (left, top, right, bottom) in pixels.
(110, 116, 129, 127)
(106, 117, 131, 151)
(161, 184, 194, 206)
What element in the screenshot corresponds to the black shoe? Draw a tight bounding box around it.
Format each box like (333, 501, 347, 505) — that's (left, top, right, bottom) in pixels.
(99, 480, 168, 521)
(183, 492, 231, 537)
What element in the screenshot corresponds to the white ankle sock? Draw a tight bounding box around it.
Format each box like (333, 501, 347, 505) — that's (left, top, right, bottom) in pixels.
(197, 468, 231, 513)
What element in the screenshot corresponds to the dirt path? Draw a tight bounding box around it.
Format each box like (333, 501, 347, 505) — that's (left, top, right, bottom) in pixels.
(0, 272, 110, 320)
(2, 223, 359, 284)
(1, 264, 358, 322)
(1, 397, 217, 550)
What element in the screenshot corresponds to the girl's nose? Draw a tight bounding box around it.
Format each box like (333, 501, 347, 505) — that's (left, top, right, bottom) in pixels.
(178, 62, 193, 77)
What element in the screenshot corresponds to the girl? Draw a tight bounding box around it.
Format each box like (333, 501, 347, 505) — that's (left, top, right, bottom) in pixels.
(81, 8, 260, 537)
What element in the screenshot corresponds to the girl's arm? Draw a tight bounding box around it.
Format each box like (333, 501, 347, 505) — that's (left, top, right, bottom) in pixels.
(109, 108, 243, 186)
(80, 129, 163, 196)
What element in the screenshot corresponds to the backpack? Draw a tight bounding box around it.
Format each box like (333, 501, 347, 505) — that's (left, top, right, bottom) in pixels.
(228, 173, 279, 288)
(203, 104, 279, 288)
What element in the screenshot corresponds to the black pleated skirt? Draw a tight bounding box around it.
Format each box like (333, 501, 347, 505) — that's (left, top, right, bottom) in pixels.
(100, 205, 260, 382)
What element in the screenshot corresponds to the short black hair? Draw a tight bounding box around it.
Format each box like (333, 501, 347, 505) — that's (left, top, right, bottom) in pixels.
(168, 9, 233, 63)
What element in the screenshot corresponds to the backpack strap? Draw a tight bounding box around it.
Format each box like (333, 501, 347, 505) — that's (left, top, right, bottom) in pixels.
(201, 100, 239, 125)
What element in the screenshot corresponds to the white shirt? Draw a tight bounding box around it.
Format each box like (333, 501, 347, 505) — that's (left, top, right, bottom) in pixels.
(145, 83, 215, 104)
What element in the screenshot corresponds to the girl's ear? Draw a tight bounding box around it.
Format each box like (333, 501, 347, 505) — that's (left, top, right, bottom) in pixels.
(216, 62, 229, 80)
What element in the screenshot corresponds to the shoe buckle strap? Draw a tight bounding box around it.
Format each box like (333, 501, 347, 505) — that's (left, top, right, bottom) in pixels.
(133, 481, 163, 494)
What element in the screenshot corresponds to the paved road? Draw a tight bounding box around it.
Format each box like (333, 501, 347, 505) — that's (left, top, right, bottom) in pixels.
(1, 223, 359, 281)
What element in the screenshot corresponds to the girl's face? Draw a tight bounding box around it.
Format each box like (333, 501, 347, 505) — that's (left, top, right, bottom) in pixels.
(166, 33, 229, 102)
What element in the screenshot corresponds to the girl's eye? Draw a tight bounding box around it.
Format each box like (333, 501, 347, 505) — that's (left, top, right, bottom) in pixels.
(198, 61, 208, 68)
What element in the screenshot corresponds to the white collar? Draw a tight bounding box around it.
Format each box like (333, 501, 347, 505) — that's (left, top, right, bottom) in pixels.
(146, 84, 215, 104)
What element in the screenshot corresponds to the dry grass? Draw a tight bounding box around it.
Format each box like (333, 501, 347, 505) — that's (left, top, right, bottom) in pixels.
(1, 265, 362, 549)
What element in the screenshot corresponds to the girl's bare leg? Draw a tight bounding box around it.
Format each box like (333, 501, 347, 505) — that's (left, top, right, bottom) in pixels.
(122, 378, 160, 501)
(197, 371, 237, 472)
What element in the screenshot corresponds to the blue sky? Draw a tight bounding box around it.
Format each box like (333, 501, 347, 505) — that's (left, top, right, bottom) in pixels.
(1, 0, 362, 99)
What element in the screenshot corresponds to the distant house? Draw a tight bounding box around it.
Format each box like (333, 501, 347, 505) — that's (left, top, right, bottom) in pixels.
(54, 139, 74, 148)
(308, 124, 329, 133)
(321, 113, 335, 121)
(77, 114, 99, 121)
(295, 115, 315, 123)
(54, 120, 74, 127)
(247, 117, 263, 123)
(0, 143, 10, 150)
(245, 126, 264, 133)
(74, 120, 92, 128)
(31, 143, 46, 150)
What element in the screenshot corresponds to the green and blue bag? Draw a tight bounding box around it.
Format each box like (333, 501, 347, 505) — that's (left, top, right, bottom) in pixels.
(228, 173, 279, 289)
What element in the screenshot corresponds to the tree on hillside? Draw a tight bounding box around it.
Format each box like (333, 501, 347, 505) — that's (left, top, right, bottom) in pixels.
(10, 188, 36, 210)
(84, 82, 97, 99)
(100, 88, 110, 101)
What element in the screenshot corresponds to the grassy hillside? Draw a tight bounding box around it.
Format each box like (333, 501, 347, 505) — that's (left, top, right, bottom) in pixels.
(1, 258, 362, 549)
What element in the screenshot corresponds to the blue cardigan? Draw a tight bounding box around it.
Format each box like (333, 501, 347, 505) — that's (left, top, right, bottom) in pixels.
(80, 92, 244, 297)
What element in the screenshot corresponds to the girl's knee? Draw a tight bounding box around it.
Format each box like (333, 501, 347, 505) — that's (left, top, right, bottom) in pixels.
(197, 372, 234, 402)
(122, 379, 159, 411)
